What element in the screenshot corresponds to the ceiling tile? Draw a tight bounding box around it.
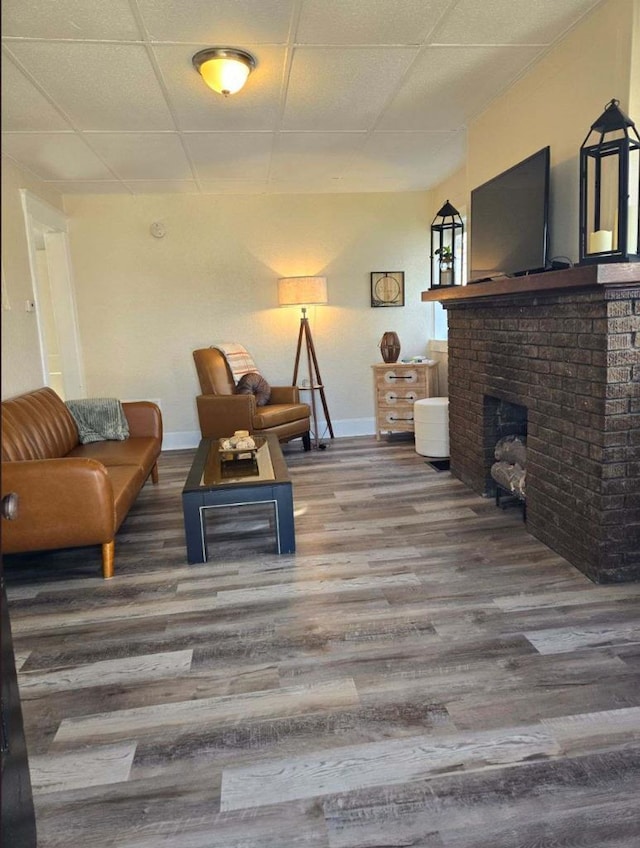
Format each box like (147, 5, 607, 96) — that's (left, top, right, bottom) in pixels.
(153, 44, 284, 131)
(47, 181, 132, 194)
(7, 42, 175, 131)
(1, 0, 142, 40)
(84, 133, 193, 180)
(282, 47, 418, 131)
(124, 180, 201, 194)
(136, 0, 294, 43)
(1, 56, 73, 132)
(347, 131, 465, 187)
(183, 133, 273, 180)
(433, 0, 602, 45)
(1, 133, 116, 180)
(0, 0, 608, 195)
(270, 133, 365, 180)
(377, 46, 543, 131)
(296, 0, 451, 44)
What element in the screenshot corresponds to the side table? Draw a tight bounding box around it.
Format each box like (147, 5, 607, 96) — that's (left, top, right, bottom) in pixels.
(372, 361, 439, 440)
(297, 383, 334, 448)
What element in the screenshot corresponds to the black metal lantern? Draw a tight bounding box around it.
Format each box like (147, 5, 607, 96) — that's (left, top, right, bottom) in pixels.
(579, 98, 640, 264)
(430, 200, 463, 287)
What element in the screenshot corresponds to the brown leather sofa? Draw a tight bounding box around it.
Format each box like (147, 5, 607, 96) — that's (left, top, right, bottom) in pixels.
(1, 387, 162, 579)
(193, 347, 311, 449)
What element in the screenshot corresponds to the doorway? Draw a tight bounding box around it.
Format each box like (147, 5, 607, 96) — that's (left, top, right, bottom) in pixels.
(20, 190, 85, 400)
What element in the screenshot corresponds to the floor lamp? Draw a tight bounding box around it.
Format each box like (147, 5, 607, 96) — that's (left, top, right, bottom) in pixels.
(278, 276, 335, 449)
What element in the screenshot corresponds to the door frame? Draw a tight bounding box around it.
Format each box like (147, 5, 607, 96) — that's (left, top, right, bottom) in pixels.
(20, 190, 86, 399)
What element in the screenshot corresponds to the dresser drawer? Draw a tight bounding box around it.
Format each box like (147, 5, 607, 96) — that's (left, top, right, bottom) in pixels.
(377, 388, 420, 405)
(374, 367, 425, 390)
(377, 405, 416, 431)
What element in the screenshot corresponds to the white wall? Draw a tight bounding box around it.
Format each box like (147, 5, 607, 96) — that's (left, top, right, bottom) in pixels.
(64, 191, 434, 445)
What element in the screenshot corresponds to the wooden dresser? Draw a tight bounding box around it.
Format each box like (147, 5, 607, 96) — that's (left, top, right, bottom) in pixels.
(372, 362, 439, 440)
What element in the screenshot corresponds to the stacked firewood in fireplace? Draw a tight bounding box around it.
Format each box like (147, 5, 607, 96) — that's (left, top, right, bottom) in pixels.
(491, 434, 526, 515)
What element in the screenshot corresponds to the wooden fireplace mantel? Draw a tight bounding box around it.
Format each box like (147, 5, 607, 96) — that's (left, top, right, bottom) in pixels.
(421, 263, 640, 303)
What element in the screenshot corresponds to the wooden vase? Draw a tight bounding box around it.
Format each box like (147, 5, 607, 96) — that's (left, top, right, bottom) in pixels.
(380, 331, 401, 363)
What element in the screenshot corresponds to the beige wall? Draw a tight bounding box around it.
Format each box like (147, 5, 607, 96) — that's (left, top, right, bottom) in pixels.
(1, 157, 64, 399)
(64, 191, 434, 444)
(468, 0, 636, 265)
(428, 0, 638, 268)
(630, 0, 640, 119)
(426, 0, 638, 381)
(3, 0, 637, 440)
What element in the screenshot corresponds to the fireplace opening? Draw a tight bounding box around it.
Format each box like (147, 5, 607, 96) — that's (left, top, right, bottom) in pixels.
(483, 397, 527, 514)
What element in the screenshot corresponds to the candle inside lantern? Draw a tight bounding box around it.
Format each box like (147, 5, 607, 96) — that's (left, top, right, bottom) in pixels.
(588, 230, 613, 253)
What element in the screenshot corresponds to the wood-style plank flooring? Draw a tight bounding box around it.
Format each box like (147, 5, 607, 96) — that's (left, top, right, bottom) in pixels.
(4, 436, 640, 847)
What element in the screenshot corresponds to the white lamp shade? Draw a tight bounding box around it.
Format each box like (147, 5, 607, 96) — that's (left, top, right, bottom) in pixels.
(278, 276, 328, 306)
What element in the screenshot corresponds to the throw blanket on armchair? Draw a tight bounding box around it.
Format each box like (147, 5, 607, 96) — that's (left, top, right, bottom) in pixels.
(65, 398, 130, 444)
(212, 343, 259, 384)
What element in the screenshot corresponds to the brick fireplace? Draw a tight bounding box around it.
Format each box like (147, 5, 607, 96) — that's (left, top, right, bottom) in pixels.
(423, 265, 640, 583)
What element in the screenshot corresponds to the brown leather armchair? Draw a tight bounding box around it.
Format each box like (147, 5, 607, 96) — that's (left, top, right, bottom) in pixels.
(193, 347, 311, 450)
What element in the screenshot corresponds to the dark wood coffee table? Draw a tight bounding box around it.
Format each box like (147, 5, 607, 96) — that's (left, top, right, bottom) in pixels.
(181, 433, 295, 563)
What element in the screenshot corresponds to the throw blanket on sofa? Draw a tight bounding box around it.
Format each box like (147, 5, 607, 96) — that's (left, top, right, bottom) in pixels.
(212, 343, 259, 385)
(65, 398, 130, 444)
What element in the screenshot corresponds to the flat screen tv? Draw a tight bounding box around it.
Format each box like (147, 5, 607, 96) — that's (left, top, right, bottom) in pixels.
(469, 146, 550, 282)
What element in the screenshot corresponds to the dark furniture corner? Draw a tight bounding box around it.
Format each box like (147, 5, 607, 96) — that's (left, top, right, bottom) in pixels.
(1, 493, 37, 848)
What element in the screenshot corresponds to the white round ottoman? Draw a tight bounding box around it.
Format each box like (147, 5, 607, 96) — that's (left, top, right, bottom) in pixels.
(414, 397, 449, 457)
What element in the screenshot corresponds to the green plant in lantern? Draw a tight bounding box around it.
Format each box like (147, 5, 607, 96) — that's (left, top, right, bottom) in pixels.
(434, 245, 454, 285)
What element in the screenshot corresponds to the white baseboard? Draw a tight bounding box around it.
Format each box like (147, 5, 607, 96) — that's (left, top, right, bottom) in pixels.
(162, 430, 202, 450)
(325, 417, 376, 438)
(162, 418, 377, 451)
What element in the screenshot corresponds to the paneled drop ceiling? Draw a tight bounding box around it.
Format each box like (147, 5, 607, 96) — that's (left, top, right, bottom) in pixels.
(1, 0, 604, 196)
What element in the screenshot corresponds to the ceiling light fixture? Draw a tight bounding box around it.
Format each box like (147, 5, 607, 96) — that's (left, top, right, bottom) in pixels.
(192, 47, 256, 97)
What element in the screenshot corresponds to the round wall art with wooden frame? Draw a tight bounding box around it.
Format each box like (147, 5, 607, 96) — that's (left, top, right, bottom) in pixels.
(370, 271, 405, 307)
